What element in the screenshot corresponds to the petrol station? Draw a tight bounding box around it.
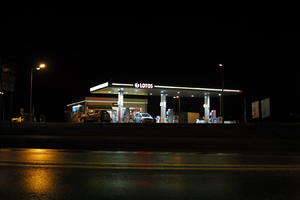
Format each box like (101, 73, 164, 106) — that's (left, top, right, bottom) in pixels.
(67, 82, 242, 123)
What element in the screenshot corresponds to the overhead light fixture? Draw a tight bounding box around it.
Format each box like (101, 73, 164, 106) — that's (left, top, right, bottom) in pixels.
(90, 82, 109, 92)
(72, 105, 82, 109)
(112, 83, 134, 87)
(155, 85, 241, 93)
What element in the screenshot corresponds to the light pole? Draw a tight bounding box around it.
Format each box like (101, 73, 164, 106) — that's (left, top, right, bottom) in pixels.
(29, 63, 46, 121)
(0, 91, 4, 121)
(219, 63, 224, 123)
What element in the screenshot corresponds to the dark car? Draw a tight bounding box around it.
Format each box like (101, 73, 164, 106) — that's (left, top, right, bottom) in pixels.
(79, 110, 111, 123)
(99, 110, 111, 123)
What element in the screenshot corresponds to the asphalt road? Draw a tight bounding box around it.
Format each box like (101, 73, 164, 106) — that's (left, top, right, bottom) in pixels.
(2, 123, 300, 152)
(1, 149, 300, 199)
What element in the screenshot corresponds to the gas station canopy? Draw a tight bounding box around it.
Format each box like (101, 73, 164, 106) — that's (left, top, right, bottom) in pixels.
(90, 82, 242, 97)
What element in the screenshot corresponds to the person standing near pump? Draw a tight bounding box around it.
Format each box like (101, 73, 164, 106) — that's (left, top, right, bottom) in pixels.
(123, 108, 130, 123)
(155, 116, 160, 123)
(129, 110, 133, 123)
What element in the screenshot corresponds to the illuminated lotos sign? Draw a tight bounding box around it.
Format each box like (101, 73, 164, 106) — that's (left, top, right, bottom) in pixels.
(134, 83, 154, 89)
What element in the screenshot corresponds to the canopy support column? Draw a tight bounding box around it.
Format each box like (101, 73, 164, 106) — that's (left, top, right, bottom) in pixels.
(118, 88, 124, 122)
(160, 93, 167, 123)
(204, 93, 210, 123)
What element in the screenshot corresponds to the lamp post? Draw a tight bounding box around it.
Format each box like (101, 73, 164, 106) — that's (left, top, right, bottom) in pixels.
(219, 63, 224, 123)
(29, 63, 46, 121)
(0, 91, 4, 121)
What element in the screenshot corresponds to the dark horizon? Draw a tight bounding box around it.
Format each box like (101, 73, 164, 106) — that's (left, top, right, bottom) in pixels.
(1, 15, 299, 121)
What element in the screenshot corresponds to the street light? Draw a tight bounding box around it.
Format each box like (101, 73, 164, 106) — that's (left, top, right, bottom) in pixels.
(219, 63, 224, 123)
(29, 63, 46, 121)
(39, 64, 46, 69)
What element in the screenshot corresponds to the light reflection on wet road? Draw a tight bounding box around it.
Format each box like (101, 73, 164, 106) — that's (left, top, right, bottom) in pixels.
(1, 148, 300, 199)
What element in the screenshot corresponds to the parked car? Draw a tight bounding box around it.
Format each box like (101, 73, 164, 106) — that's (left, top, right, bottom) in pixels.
(79, 110, 111, 123)
(11, 116, 24, 123)
(133, 113, 154, 123)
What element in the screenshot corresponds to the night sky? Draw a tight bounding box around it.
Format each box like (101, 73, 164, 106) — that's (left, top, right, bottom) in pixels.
(1, 15, 299, 121)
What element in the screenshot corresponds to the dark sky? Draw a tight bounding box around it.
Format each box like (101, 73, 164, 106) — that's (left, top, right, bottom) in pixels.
(1, 15, 299, 121)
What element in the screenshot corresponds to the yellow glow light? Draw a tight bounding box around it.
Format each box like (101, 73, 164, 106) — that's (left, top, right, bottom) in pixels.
(39, 63, 46, 69)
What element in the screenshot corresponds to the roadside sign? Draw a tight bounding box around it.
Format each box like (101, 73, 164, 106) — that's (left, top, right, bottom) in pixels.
(252, 101, 260, 119)
(261, 98, 271, 118)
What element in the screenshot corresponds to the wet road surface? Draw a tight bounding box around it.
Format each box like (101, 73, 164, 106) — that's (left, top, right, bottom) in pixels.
(1, 148, 300, 199)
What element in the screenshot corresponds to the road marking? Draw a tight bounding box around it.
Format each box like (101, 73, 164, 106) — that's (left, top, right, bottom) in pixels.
(1, 161, 300, 171)
(2, 160, 300, 168)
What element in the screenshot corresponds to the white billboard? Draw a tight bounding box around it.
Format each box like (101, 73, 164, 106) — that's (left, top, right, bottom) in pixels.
(261, 98, 271, 118)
